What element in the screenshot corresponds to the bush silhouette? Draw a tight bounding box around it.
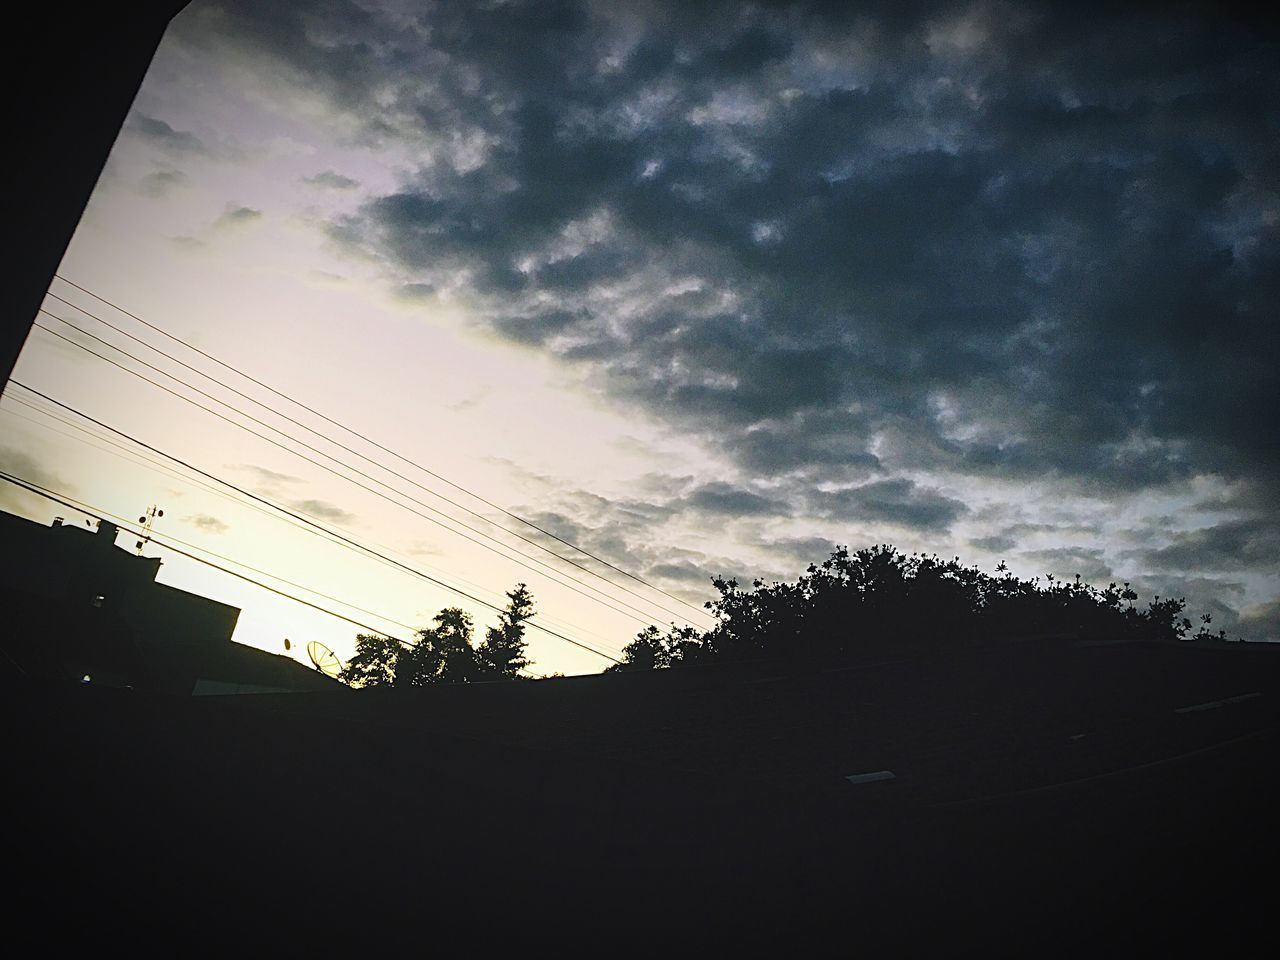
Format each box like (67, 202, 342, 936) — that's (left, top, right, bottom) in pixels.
(609, 545, 1225, 672)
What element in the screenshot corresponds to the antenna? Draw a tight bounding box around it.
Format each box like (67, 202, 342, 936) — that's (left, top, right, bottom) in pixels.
(136, 504, 164, 555)
(306, 641, 344, 679)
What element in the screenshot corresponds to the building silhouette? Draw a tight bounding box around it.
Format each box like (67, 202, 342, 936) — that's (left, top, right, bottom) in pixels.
(0, 510, 341, 694)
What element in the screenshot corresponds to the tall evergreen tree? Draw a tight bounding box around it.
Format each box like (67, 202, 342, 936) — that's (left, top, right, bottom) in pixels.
(476, 583, 535, 680)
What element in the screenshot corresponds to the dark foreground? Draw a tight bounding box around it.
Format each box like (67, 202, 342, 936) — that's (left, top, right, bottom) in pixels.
(8, 636, 1278, 952)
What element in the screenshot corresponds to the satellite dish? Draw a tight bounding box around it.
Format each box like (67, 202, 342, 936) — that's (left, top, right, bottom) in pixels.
(306, 641, 344, 678)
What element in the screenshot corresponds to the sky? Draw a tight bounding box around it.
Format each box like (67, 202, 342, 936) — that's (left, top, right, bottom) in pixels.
(2, 0, 1277, 673)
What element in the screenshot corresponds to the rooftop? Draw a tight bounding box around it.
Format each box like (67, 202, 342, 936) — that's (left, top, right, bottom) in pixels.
(8, 633, 1277, 950)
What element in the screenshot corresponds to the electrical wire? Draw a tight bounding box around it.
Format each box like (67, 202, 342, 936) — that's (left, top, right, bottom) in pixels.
(0, 392, 632, 650)
(3, 380, 623, 664)
(51, 275, 712, 623)
(33, 314, 680, 630)
(43, 290, 708, 627)
(0, 468, 412, 644)
(12, 470, 420, 635)
(29, 319, 665, 632)
(0, 469, 623, 665)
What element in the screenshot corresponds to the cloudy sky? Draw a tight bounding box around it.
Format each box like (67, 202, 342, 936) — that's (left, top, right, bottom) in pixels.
(3, 0, 1277, 671)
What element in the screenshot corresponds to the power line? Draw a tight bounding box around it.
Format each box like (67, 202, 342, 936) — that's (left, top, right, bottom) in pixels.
(0, 468, 412, 645)
(29, 318, 662, 630)
(33, 314, 680, 630)
(0, 457, 419, 636)
(0, 468, 622, 665)
(42, 293, 712, 629)
(0, 392, 631, 650)
(3, 380, 623, 665)
(51, 275, 712, 623)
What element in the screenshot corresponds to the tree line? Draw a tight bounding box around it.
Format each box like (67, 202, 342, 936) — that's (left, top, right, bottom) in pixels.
(339, 583, 535, 687)
(609, 544, 1230, 671)
(336, 546, 1233, 685)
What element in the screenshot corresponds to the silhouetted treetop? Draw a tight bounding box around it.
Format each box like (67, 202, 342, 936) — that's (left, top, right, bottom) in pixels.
(340, 632, 400, 688)
(475, 583, 535, 680)
(608, 545, 1226, 672)
(338, 583, 537, 688)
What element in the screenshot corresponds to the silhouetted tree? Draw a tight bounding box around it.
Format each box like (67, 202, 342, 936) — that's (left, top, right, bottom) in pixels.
(607, 625, 667, 672)
(341, 584, 542, 688)
(610, 544, 1220, 671)
(475, 583, 535, 680)
(606, 623, 708, 672)
(339, 632, 401, 687)
(399, 607, 479, 686)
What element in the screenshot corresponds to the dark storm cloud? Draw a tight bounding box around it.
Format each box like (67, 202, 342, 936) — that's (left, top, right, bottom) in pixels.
(509, 492, 728, 604)
(1135, 518, 1280, 573)
(1023, 546, 1113, 583)
(811, 478, 967, 532)
(128, 113, 209, 155)
(971, 534, 1017, 553)
(188, 0, 1275, 491)
(175, 2, 1278, 619)
(644, 560, 714, 588)
(1239, 600, 1280, 643)
(680, 481, 790, 517)
(757, 535, 840, 569)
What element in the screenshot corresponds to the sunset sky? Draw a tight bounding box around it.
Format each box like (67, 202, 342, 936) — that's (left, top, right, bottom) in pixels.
(2, 0, 1277, 673)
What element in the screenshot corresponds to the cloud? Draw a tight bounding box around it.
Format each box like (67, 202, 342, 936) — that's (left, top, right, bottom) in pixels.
(1238, 599, 1280, 643)
(507, 493, 720, 601)
(235, 464, 304, 486)
(0, 446, 67, 492)
(759, 535, 840, 568)
(302, 170, 360, 190)
(811, 479, 967, 532)
(1022, 547, 1113, 584)
(233, 466, 355, 523)
(127, 112, 209, 155)
(183, 513, 230, 535)
(168, 1, 1279, 632)
(393, 282, 437, 302)
(680, 481, 789, 517)
(139, 168, 188, 198)
(1139, 571, 1247, 611)
(253, 0, 1273, 499)
(644, 560, 713, 588)
(213, 205, 264, 230)
(291, 498, 357, 525)
(1134, 518, 1280, 573)
(971, 534, 1017, 553)
(0, 447, 71, 516)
